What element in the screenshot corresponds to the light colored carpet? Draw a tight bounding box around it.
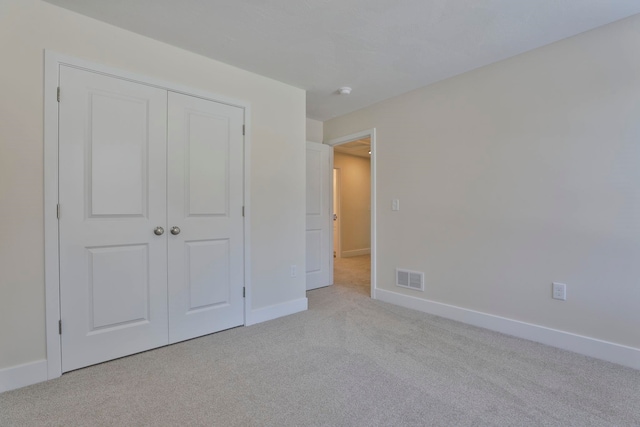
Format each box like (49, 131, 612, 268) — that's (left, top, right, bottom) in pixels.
(333, 254, 371, 295)
(1, 258, 639, 426)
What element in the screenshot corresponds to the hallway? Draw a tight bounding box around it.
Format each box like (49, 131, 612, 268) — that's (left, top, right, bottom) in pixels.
(333, 255, 370, 296)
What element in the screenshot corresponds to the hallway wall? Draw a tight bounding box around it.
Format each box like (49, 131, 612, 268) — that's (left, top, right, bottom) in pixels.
(334, 152, 370, 257)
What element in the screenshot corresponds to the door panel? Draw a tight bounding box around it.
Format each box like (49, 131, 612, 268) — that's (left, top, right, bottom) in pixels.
(59, 66, 169, 372)
(306, 230, 322, 273)
(306, 141, 333, 290)
(88, 244, 149, 330)
(89, 93, 149, 216)
(186, 112, 230, 215)
(167, 92, 244, 343)
(186, 239, 231, 310)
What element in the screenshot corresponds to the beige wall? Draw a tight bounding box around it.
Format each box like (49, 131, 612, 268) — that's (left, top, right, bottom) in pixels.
(306, 118, 324, 143)
(0, 0, 306, 370)
(325, 14, 640, 349)
(334, 153, 371, 255)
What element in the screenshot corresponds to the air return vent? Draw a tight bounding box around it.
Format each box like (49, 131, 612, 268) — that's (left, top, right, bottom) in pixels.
(396, 269, 424, 291)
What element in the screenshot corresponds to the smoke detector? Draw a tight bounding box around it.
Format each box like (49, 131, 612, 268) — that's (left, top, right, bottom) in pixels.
(338, 87, 352, 95)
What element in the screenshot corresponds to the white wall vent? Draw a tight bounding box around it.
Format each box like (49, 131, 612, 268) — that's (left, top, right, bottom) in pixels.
(396, 269, 424, 291)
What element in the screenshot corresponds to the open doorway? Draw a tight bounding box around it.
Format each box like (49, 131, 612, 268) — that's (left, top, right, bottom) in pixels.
(327, 130, 376, 297)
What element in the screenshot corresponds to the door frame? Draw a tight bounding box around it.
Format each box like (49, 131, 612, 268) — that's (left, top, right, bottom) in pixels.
(325, 129, 377, 298)
(43, 51, 252, 380)
(332, 167, 341, 259)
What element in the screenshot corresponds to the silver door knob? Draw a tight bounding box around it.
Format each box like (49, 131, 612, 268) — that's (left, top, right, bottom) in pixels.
(170, 226, 181, 235)
(154, 226, 164, 236)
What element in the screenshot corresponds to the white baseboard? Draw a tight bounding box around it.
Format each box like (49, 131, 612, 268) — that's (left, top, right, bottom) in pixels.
(0, 359, 48, 393)
(341, 248, 370, 258)
(246, 297, 308, 326)
(375, 289, 640, 371)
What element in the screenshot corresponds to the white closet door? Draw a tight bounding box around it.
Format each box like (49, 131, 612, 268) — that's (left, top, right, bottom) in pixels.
(167, 92, 245, 343)
(59, 66, 169, 372)
(306, 141, 333, 290)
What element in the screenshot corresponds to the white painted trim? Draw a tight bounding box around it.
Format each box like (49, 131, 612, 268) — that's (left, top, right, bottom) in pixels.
(45, 51, 250, 109)
(325, 128, 377, 299)
(329, 148, 334, 285)
(325, 129, 375, 147)
(243, 107, 253, 327)
(333, 167, 341, 259)
(0, 360, 48, 393)
(376, 289, 640, 370)
(245, 298, 309, 326)
(44, 51, 62, 380)
(342, 248, 370, 257)
(370, 129, 377, 299)
(44, 50, 252, 381)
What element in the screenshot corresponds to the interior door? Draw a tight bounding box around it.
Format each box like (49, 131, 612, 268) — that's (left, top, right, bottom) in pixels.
(59, 66, 169, 372)
(167, 92, 245, 343)
(306, 141, 333, 290)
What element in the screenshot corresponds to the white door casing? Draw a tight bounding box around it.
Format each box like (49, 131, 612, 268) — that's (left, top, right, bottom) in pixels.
(325, 129, 377, 299)
(57, 64, 246, 372)
(58, 66, 170, 372)
(167, 92, 245, 343)
(305, 141, 333, 290)
(333, 168, 341, 259)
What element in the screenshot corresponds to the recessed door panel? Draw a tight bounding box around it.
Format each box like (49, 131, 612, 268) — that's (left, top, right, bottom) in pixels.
(90, 93, 148, 217)
(186, 112, 229, 216)
(88, 245, 149, 330)
(306, 230, 322, 273)
(59, 66, 168, 372)
(187, 239, 230, 311)
(167, 91, 244, 344)
(306, 149, 322, 216)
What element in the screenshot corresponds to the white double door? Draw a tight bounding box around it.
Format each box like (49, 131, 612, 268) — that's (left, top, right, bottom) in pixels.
(58, 66, 244, 372)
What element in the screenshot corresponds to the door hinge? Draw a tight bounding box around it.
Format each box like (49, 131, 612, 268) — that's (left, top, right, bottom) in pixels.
(56, 204, 60, 219)
(242, 125, 245, 136)
(57, 87, 60, 103)
(243, 287, 245, 298)
(58, 320, 62, 335)
(242, 206, 245, 217)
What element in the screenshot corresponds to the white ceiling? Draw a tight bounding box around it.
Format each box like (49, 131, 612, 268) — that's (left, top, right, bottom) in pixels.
(45, 0, 640, 121)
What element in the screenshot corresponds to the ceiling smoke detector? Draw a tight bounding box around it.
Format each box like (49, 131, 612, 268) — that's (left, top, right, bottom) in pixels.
(338, 87, 352, 95)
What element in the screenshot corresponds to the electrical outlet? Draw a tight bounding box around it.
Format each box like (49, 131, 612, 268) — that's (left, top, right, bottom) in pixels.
(392, 199, 400, 211)
(552, 282, 567, 301)
(290, 265, 297, 278)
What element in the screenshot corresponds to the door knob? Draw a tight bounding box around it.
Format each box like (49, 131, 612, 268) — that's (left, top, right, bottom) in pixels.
(154, 226, 164, 236)
(170, 226, 181, 235)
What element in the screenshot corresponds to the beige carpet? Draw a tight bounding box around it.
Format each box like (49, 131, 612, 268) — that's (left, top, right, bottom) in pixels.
(333, 254, 371, 295)
(2, 259, 639, 426)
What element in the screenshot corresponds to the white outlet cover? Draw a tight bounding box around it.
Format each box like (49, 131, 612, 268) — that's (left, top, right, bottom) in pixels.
(552, 282, 567, 301)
